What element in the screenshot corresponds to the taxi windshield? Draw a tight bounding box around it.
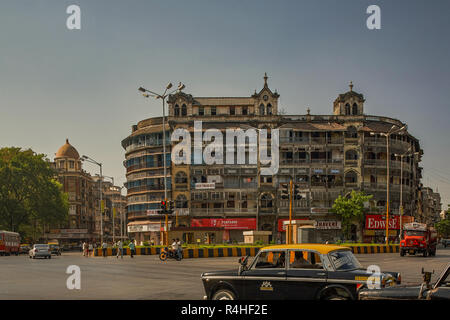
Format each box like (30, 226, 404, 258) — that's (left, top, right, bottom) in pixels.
(405, 230, 426, 237)
(328, 250, 362, 271)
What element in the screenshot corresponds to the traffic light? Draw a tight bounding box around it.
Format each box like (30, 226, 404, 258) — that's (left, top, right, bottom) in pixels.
(280, 183, 289, 200)
(160, 200, 167, 213)
(168, 200, 174, 213)
(293, 183, 303, 200)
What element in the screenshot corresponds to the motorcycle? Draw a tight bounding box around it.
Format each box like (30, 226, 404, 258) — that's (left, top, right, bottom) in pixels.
(159, 247, 183, 261)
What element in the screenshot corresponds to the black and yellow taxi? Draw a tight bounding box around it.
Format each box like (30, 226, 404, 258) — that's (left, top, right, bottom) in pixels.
(201, 244, 401, 300)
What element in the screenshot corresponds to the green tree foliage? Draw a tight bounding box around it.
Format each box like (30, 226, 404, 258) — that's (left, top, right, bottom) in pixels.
(0, 147, 68, 238)
(435, 206, 450, 238)
(331, 190, 373, 240)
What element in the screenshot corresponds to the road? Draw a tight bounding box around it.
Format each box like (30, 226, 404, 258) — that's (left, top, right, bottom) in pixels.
(0, 247, 449, 300)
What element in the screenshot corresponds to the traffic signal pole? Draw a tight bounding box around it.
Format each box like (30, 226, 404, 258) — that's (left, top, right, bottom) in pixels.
(288, 180, 293, 244)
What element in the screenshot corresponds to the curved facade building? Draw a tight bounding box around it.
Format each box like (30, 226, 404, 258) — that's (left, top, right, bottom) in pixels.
(122, 76, 423, 244)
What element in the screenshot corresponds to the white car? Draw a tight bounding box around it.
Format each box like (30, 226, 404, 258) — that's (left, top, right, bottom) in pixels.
(29, 244, 51, 259)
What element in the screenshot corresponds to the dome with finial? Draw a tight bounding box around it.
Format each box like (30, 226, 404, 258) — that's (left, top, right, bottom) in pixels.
(333, 81, 365, 116)
(55, 139, 80, 159)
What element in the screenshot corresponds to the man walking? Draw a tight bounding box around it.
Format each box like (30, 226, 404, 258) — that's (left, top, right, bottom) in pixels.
(129, 240, 135, 258)
(88, 242, 93, 257)
(82, 242, 86, 257)
(116, 240, 123, 259)
(102, 241, 108, 258)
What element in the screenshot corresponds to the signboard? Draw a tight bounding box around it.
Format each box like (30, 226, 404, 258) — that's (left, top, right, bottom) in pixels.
(195, 183, 215, 190)
(60, 229, 88, 234)
(127, 224, 161, 233)
(147, 209, 162, 216)
(314, 221, 342, 230)
(207, 175, 222, 184)
(191, 218, 256, 230)
(365, 215, 400, 230)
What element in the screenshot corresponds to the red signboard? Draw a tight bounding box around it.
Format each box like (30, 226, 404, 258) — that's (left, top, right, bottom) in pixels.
(191, 218, 256, 230)
(365, 215, 400, 230)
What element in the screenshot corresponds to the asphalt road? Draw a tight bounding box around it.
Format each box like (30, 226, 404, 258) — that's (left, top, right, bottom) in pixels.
(0, 247, 449, 300)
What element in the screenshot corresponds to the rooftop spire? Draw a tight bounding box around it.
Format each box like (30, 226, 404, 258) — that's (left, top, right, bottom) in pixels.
(349, 81, 353, 92)
(264, 72, 268, 86)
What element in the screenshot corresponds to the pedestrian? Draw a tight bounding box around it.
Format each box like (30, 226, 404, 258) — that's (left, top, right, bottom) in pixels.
(129, 240, 135, 258)
(82, 242, 87, 257)
(88, 242, 93, 257)
(150, 238, 155, 246)
(116, 240, 123, 259)
(102, 241, 108, 258)
(176, 238, 183, 259)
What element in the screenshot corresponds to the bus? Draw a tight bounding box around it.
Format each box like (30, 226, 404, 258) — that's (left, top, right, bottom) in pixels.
(0, 230, 21, 256)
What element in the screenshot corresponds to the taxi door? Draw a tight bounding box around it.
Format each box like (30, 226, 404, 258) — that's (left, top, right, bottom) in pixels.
(285, 250, 328, 299)
(242, 249, 287, 299)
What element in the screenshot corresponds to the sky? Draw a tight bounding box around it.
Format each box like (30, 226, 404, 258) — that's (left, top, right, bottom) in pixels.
(1, 0, 449, 208)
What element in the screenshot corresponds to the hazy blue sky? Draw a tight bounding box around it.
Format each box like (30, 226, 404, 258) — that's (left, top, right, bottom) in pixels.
(1, 0, 449, 208)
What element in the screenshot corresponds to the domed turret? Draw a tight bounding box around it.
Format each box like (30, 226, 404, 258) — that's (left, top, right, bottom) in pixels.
(55, 139, 80, 160)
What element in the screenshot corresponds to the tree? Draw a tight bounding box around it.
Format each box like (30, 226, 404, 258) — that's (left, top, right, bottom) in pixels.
(435, 206, 450, 238)
(331, 190, 373, 241)
(0, 147, 68, 239)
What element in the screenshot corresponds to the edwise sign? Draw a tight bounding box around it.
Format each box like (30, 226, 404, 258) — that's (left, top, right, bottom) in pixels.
(365, 215, 399, 230)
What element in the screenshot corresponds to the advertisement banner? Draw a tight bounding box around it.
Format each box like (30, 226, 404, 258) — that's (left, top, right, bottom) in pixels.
(314, 221, 342, 230)
(191, 218, 256, 230)
(195, 183, 215, 190)
(365, 215, 400, 230)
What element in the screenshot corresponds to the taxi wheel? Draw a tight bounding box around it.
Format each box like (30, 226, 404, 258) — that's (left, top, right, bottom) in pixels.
(212, 289, 236, 300)
(400, 250, 405, 257)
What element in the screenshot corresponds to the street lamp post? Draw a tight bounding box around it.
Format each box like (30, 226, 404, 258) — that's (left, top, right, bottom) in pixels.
(138, 82, 185, 246)
(103, 175, 116, 243)
(370, 124, 407, 245)
(81, 155, 103, 244)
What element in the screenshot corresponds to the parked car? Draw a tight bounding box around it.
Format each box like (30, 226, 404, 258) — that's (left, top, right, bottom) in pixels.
(441, 239, 450, 248)
(19, 244, 31, 254)
(29, 244, 51, 259)
(201, 244, 401, 300)
(359, 263, 450, 300)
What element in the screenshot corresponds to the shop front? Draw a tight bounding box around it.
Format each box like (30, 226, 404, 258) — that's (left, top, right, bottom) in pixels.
(363, 214, 414, 243)
(190, 218, 256, 243)
(277, 219, 342, 243)
(127, 220, 166, 245)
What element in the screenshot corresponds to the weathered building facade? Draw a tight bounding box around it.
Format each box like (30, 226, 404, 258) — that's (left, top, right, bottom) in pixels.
(122, 76, 423, 243)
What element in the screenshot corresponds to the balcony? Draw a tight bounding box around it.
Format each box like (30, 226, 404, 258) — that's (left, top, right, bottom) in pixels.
(190, 208, 257, 216)
(127, 185, 167, 194)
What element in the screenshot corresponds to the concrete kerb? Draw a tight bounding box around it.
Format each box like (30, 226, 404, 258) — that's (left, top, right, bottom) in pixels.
(91, 245, 399, 257)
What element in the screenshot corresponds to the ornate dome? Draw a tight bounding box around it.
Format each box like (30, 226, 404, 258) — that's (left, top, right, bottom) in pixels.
(55, 139, 80, 159)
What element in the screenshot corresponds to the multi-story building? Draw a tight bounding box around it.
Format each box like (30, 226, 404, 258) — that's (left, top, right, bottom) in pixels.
(122, 75, 423, 243)
(47, 139, 125, 244)
(420, 187, 442, 225)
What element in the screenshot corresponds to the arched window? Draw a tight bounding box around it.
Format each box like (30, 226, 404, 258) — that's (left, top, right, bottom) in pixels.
(346, 126, 358, 138)
(181, 104, 187, 116)
(175, 171, 187, 184)
(260, 193, 273, 208)
(352, 103, 358, 115)
(175, 194, 188, 208)
(345, 103, 351, 115)
(345, 149, 358, 160)
(344, 170, 358, 184)
(267, 103, 272, 115)
(259, 104, 265, 115)
(174, 104, 180, 116)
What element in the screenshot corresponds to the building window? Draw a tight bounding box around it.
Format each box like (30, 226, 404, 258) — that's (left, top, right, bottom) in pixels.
(259, 104, 265, 115)
(352, 103, 358, 115)
(176, 194, 188, 208)
(230, 107, 235, 115)
(242, 107, 248, 115)
(174, 104, 180, 116)
(267, 103, 272, 115)
(260, 193, 273, 208)
(181, 104, 187, 116)
(345, 103, 350, 115)
(198, 107, 204, 116)
(175, 172, 188, 184)
(69, 161, 75, 169)
(211, 107, 216, 116)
